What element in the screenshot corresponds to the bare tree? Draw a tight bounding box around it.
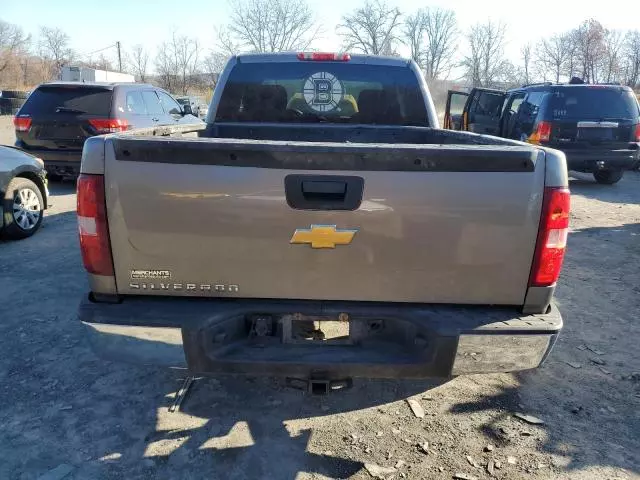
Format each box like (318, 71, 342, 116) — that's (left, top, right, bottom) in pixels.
(402, 8, 457, 78)
(217, 26, 243, 57)
(155, 41, 175, 92)
(571, 19, 606, 82)
(537, 34, 571, 82)
(203, 51, 228, 88)
(422, 8, 457, 79)
(402, 11, 425, 66)
(84, 53, 113, 71)
(222, 0, 320, 53)
(520, 43, 533, 85)
(38, 26, 74, 79)
(0, 20, 30, 75)
(338, 0, 402, 55)
(601, 29, 624, 83)
(127, 44, 149, 82)
(461, 21, 508, 87)
(564, 29, 580, 80)
(624, 30, 640, 88)
(174, 35, 200, 95)
(155, 33, 200, 94)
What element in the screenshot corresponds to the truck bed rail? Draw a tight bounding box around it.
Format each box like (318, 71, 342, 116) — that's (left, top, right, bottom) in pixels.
(122, 122, 206, 138)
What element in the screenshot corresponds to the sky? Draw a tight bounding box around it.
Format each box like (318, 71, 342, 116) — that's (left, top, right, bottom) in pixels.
(2, 0, 639, 74)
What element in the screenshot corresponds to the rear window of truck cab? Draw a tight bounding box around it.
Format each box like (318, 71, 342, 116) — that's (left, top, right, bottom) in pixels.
(215, 62, 428, 125)
(545, 87, 640, 120)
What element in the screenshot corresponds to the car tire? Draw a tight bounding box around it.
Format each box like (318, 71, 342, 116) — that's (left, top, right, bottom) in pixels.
(1, 177, 44, 240)
(593, 169, 624, 185)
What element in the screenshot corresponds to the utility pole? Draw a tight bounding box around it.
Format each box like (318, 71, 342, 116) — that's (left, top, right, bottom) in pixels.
(116, 41, 122, 72)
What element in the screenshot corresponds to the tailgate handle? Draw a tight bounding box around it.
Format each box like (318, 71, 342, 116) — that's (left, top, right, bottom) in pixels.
(285, 175, 364, 211)
(302, 180, 346, 199)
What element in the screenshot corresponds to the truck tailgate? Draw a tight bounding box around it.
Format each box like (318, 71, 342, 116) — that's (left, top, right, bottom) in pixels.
(104, 137, 544, 305)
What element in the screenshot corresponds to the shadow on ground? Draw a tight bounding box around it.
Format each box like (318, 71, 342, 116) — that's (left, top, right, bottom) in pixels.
(98, 375, 447, 479)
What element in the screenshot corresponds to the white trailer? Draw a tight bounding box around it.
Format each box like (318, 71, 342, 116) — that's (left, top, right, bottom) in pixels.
(60, 66, 134, 83)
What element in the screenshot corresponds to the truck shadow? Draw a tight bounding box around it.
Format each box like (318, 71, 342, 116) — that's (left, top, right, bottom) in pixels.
(89, 370, 446, 479)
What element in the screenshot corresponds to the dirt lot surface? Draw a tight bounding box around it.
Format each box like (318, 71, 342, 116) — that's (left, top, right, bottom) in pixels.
(1, 115, 15, 145)
(1, 136, 639, 478)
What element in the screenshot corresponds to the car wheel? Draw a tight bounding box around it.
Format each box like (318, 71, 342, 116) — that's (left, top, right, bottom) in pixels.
(1, 178, 44, 239)
(593, 169, 624, 185)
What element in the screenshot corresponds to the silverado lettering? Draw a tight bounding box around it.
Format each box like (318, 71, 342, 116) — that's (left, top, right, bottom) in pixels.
(129, 283, 239, 292)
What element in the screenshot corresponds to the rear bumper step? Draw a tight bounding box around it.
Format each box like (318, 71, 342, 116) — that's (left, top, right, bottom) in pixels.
(79, 296, 562, 379)
(559, 144, 640, 171)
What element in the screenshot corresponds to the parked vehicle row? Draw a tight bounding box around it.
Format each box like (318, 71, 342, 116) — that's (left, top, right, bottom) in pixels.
(1, 82, 211, 241)
(12, 82, 203, 178)
(444, 82, 640, 184)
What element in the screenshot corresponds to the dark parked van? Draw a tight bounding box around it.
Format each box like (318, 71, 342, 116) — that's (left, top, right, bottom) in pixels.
(444, 83, 640, 184)
(13, 82, 202, 177)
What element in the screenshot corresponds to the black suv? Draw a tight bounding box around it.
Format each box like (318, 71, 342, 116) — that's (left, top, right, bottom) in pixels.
(13, 82, 202, 178)
(444, 83, 640, 184)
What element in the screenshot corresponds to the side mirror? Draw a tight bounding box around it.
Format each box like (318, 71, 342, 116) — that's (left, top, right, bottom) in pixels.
(182, 104, 193, 115)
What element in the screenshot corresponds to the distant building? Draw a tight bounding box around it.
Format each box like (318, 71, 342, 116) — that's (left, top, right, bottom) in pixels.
(60, 66, 134, 83)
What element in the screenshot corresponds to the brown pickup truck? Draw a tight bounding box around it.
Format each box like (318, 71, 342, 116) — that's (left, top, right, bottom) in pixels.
(77, 53, 569, 389)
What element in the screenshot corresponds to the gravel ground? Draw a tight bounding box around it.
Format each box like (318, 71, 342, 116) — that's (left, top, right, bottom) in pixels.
(1, 115, 15, 145)
(1, 117, 639, 479)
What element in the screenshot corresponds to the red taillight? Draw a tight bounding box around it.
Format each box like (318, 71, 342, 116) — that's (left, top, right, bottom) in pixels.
(529, 187, 570, 287)
(13, 116, 32, 132)
(77, 174, 114, 276)
(528, 121, 552, 144)
(88, 118, 129, 134)
(634, 124, 640, 141)
(297, 52, 351, 61)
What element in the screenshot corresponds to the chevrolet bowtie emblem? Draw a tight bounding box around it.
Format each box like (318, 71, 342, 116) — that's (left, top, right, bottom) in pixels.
(290, 225, 358, 249)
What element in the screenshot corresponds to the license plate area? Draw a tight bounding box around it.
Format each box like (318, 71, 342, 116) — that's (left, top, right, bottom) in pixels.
(245, 313, 390, 347)
(577, 127, 614, 141)
(37, 125, 83, 140)
(290, 318, 351, 344)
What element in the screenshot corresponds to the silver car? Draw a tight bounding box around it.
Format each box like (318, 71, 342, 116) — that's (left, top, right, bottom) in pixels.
(0, 145, 48, 239)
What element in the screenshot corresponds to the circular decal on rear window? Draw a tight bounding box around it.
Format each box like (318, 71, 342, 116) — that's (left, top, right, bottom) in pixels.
(303, 72, 344, 112)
